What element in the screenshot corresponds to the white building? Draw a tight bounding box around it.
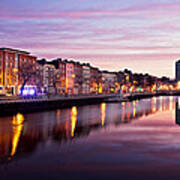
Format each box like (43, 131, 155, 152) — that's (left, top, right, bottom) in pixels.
(43, 64, 55, 94)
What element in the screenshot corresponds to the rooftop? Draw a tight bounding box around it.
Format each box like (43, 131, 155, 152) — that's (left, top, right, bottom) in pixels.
(0, 47, 30, 55)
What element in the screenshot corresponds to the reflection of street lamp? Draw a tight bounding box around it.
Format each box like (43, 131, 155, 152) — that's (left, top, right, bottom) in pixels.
(126, 75, 129, 81)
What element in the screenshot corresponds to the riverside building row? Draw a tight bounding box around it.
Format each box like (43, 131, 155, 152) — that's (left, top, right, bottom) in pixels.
(0, 48, 120, 95)
(0, 47, 175, 96)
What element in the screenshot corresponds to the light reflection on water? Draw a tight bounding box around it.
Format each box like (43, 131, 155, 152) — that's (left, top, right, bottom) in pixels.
(0, 96, 180, 179)
(11, 113, 24, 156)
(0, 96, 177, 161)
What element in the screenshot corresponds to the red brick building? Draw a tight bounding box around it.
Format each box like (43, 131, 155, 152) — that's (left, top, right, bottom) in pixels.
(72, 61, 83, 95)
(90, 67, 102, 94)
(0, 48, 37, 95)
(18, 53, 37, 89)
(49, 59, 66, 95)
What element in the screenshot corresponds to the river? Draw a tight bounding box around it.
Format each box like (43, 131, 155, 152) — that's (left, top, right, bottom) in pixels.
(0, 96, 180, 179)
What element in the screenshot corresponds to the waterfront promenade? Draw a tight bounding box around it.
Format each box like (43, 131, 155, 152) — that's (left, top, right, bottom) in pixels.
(0, 91, 179, 115)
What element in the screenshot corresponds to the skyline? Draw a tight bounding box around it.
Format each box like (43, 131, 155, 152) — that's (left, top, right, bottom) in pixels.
(1, 0, 180, 78)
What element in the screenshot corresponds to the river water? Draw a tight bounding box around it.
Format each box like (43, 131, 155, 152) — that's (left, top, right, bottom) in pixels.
(1, 96, 180, 179)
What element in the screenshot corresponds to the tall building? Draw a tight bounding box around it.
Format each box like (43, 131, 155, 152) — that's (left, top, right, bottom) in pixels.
(65, 60, 74, 95)
(58, 60, 66, 94)
(72, 61, 83, 95)
(82, 63, 91, 94)
(43, 64, 55, 94)
(101, 71, 117, 93)
(50, 59, 66, 95)
(0, 48, 37, 95)
(36, 63, 44, 94)
(37, 59, 56, 94)
(176, 60, 180, 81)
(18, 51, 37, 92)
(90, 67, 101, 94)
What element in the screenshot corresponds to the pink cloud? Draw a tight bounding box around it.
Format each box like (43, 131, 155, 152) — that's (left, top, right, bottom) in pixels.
(152, 20, 180, 32)
(1, 3, 180, 21)
(1, 2, 179, 78)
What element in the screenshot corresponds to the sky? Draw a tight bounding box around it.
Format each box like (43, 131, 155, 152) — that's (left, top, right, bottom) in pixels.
(1, 0, 180, 78)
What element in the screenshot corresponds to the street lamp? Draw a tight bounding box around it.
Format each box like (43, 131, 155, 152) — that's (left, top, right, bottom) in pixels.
(13, 68, 18, 73)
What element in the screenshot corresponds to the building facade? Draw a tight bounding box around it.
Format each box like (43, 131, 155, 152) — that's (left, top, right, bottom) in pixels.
(73, 61, 83, 95)
(50, 59, 66, 95)
(82, 64, 91, 94)
(0, 48, 37, 95)
(101, 71, 117, 93)
(18, 53, 37, 93)
(90, 67, 101, 94)
(176, 60, 180, 81)
(42, 64, 56, 94)
(65, 60, 74, 95)
(36, 63, 44, 94)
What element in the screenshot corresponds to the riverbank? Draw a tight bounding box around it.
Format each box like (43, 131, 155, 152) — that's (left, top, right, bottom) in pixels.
(0, 91, 180, 116)
(0, 94, 116, 115)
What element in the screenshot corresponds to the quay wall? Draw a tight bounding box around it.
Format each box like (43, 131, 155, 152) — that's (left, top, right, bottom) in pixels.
(0, 92, 180, 116)
(0, 95, 114, 115)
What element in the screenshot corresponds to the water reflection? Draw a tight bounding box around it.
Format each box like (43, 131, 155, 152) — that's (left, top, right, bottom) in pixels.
(0, 96, 177, 163)
(101, 103, 106, 126)
(71, 106, 78, 137)
(11, 113, 24, 156)
(176, 98, 180, 125)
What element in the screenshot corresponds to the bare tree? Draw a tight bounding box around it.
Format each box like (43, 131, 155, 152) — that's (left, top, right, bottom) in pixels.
(18, 63, 37, 93)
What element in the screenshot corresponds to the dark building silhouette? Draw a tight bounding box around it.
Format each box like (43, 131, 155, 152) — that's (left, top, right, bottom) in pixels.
(176, 60, 180, 81)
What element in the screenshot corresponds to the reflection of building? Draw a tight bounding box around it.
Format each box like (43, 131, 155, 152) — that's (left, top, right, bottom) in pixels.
(0, 113, 24, 161)
(176, 101, 180, 125)
(101, 103, 106, 126)
(0, 97, 176, 164)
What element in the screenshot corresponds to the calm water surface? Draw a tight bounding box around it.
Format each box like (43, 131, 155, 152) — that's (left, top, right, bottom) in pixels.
(1, 96, 180, 180)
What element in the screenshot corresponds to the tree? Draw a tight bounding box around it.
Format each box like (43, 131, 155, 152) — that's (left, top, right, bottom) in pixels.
(124, 69, 132, 75)
(18, 63, 37, 93)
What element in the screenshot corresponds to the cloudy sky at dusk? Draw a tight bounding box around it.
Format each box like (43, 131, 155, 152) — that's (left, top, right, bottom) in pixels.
(1, 0, 180, 78)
